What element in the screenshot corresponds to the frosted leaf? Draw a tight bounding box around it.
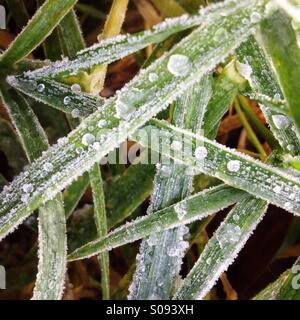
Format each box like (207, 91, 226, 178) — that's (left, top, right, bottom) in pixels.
(195, 146, 208, 160)
(284, 202, 293, 211)
(167, 54, 191, 77)
(63, 96, 71, 105)
(97, 120, 107, 128)
(227, 160, 241, 172)
(250, 12, 261, 23)
(149, 73, 159, 83)
(272, 115, 290, 130)
(37, 84, 45, 93)
(174, 201, 187, 221)
(23, 183, 34, 193)
(217, 223, 241, 248)
(71, 84, 82, 92)
(71, 109, 80, 118)
(82, 133, 95, 146)
(43, 163, 54, 172)
(236, 61, 252, 80)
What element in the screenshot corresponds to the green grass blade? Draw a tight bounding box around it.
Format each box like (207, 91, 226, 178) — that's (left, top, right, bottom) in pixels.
(15, 0, 265, 80)
(0, 0, 78, 67)
(174, 195, 268, 299)
(68, 185, 245, 261)
(89, 164, 110, 300)
(132, 119, 300, 215)
(0, 0, 266, 242)
(0, 84, 66, 300)
(260, 9, 300, 135)
(129, 75, 212, 300)
(237, 36, 300, 156)
(253, 257, 300, 300)
(274, 0, 300, 23)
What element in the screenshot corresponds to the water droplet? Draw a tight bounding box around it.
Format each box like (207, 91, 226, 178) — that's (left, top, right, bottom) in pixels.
(82, 133, 95, 146)
(195, 146, 208, 160)
(273, 185, 281, 194)
(71, 84, 82, 92)
(76, 147, 83, 155)
(167, 54, 191, 77)
(92, 142, 101, 151)
(250, 12, 261, 23)
(97, 120, 107, 128)
(227, 160, 240, 172)
(274, 93, 281, 101)
(148, 73, 158, 83)
(71, 108, 80, 118)
(37, 84, 45, 93)
(272, 115, 290, 130)
(284, 202, 293, 211)
(23, 183, 33, 193)
(43, 162, 53, 172)
(217, 223, 241, 248)
(64, 96, 71, 105)
(236, 61, 252, 80)
(213, 27, 227, 42)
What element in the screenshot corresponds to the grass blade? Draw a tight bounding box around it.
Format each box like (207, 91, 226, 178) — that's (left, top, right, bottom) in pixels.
(132, 119, 300, 215)
(0, 84, 66, 300)
(68, 185, 246, 261)
(0, 0, 78, 67)
(174, 195, 268, 299)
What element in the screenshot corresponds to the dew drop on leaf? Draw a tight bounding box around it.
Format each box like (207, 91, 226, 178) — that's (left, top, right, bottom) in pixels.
(82, 133, 95, 146)
(236, 61, 252, 80)
(22, 183, 33, 193)
(174, 201, 187, 221)
(272, 114, 290, 130)
(71, 109, 80, 118)
(64, 96, 71, 105)
(167, 54, 191, 77)
(71, 84, 82, 92)
(195, 146, 208, 160)
(250, 12, 261, 23)
(97, 120, 107, 128)
(37, 84, 45, 93)
(227, 160, 240, 172)
(148, 73, 159, 83)
(43, 162, 54, 172)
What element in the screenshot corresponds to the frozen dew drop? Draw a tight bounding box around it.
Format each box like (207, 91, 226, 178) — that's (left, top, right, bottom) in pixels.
(23, 183, 33, 193)
(76, 147, 83, 155)
(43, 162, 53, 172)
(273, 185, 281, 194)
(92, 142, 101, 151)
(64, 96, 71, 105)
(148, 73, 159, 83)
(272, 114, 290, 130)
(250, 12, 261, 23)
(273, 93, 281, 101)
(213, 27, 227, 42)
(71, 108, 80, 118)
(167, 54, 191, 77)
(82, 133, 95, 146)
(21, 194, 30, 203)
(174, 201, 187, 221)
(227, 160, 241, 172)
(287, 144, 294, 152)
(217, 223, 241, 248)
(236, 61, 252, 81)
(71, 83, 82, 92)
(97, 119, 107, 128)
(37, 83, 45, 93)
(195, 146, 208, 160)
(284, 202, 293, 211)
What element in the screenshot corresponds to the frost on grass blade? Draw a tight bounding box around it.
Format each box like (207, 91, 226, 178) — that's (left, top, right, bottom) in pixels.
(13, 0, 265, 80)
(237, 36, 300, 156)
(129, 75, 212, 300)
(174, 195, 268, 300)
(6, 77, 103, 118)
(0, 0, 267, 240)
(260, 10, 300, 135)
(0, 0, 78, 66)
(68, 185, 246, 261)
(0, 85, 67, 300)
(132, 119, 300, 216)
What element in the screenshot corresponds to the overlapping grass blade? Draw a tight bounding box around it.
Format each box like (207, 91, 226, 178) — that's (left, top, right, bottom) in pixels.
(0, 0, 266, 240)
(0, 0, 78, 67)
(68, 185, 246, 261)
(132, 119, 300, 215)
(174, 195, 268, 299)
(0, 84, 66, 300)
